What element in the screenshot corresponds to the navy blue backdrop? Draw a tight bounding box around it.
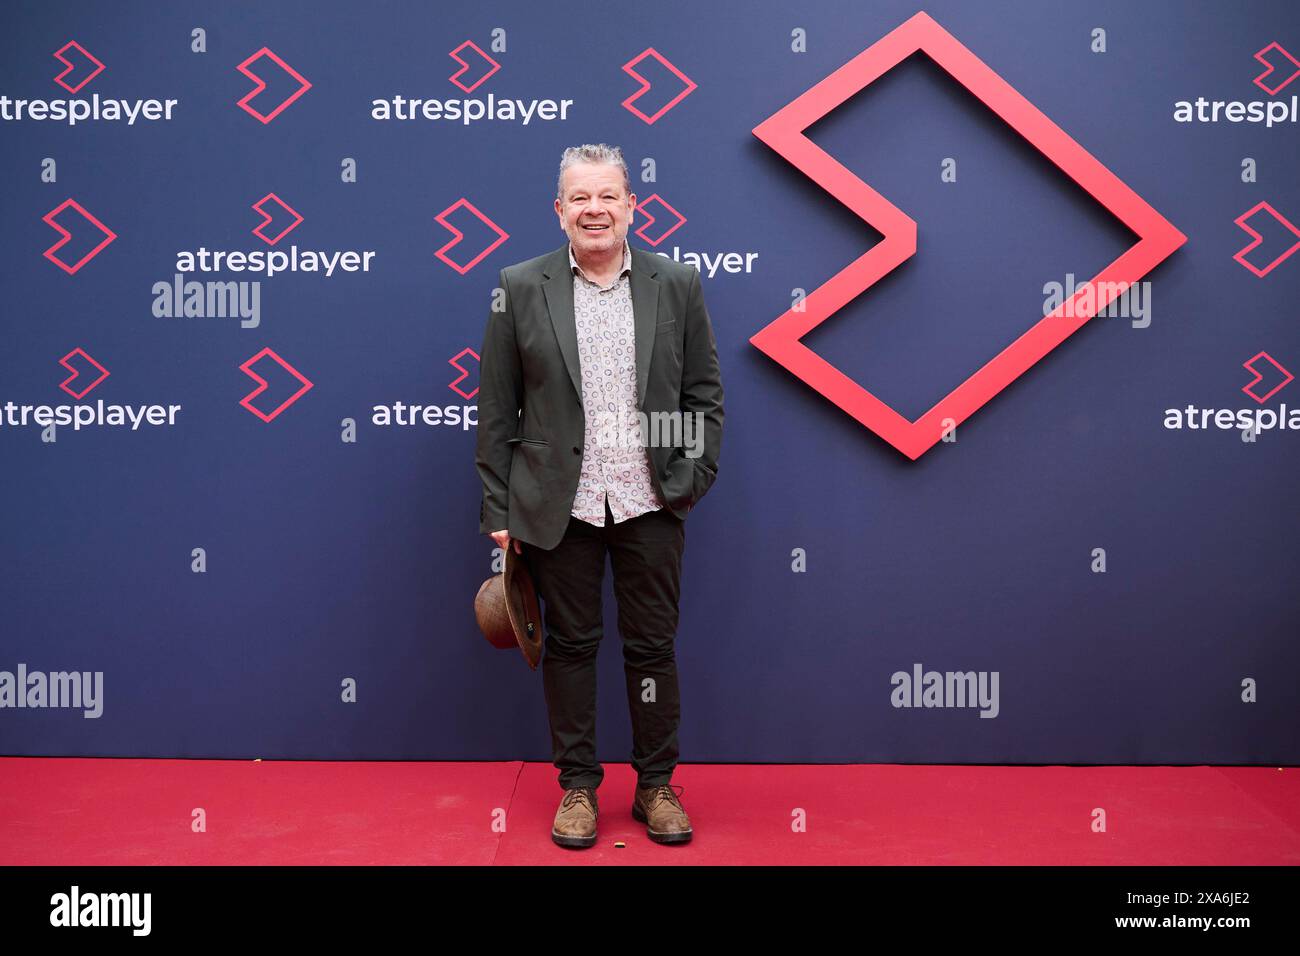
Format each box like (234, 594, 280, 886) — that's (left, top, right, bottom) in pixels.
(1, 0, 1297, 763)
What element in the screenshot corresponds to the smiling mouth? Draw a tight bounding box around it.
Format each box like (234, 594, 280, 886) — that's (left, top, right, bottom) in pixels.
(581, 224, 609, 231)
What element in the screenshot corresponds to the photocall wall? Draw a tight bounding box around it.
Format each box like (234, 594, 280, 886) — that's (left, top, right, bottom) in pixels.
(2, 0, 1297, 764)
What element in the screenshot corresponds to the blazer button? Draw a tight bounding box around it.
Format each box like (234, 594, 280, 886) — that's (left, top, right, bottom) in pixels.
(572, 446, 581, 455)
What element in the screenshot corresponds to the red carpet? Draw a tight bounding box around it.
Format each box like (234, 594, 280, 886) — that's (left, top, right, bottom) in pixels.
(2, 758, 1296, 865)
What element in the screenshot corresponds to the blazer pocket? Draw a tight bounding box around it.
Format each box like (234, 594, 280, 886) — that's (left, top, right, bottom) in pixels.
(507, 437, 550, 446)
(655, 318, 677, 335)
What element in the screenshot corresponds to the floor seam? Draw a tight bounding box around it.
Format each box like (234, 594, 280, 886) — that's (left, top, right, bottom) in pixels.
(490, 761, 525, 866)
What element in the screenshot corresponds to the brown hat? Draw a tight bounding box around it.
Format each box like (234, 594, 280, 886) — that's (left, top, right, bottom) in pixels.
(474, 544, 543, 670)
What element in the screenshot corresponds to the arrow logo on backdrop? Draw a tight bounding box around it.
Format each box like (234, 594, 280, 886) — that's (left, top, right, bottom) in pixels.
(236, 47, 311, 123)
(749, 11, 1185, 460)
(251, 193, 304, 246)
(1242, 351, 1293, 404)
(621, 48, 696, 124)
(1232, 201, 1300, 277)
(52, 40, 104, 93)
(448, 348, 480, 400)
(43, 199, 117, 274)
(633, 194, 687, 247)
(1252, 41, 1300, 95)
(434, 198, 509, 274)
(239, 348, 313, 422)
(448, 40, 500, 93)
(59, 348, 110, 399)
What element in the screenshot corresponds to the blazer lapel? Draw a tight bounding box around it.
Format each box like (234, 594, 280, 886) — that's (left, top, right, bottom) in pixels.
(541, 246, 581, 400)
(630, 247, 660, 408)
(542, 243, 660, 408)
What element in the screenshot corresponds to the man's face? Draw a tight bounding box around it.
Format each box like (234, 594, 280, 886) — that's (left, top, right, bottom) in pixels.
(554, 161, 636, 257)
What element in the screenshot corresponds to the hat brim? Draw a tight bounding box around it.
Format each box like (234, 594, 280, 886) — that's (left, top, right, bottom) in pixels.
(503, 546, 544, 670)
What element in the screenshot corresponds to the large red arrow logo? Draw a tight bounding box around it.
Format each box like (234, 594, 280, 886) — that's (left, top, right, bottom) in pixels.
(750, 11, 1186, 460)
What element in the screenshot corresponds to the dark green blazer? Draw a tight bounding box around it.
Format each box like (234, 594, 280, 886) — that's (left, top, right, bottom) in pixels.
(476, 242, 724, 550)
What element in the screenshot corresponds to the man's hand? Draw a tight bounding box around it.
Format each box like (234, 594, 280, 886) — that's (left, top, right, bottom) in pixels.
(490, 529, 523, 554)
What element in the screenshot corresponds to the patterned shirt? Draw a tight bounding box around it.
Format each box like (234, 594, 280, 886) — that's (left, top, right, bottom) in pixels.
(568, 238, 665, 527)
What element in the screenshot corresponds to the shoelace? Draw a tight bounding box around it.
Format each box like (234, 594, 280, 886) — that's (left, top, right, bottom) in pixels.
(645, 784, 685, 811)
(562, 788, 596, 813)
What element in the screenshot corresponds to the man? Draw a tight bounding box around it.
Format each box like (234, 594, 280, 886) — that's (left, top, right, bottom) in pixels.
(475, 144, 723, 848)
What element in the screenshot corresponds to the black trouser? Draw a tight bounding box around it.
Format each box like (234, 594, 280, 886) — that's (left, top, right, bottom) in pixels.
(522, 496, 686, 791)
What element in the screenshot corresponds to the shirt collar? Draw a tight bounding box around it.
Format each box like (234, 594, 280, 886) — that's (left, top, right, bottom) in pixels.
(569, 238, 631, 286)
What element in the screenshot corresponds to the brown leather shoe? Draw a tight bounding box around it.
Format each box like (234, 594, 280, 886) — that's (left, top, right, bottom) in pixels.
(632, 784, 692, 844)
(551, 787, 598, 848)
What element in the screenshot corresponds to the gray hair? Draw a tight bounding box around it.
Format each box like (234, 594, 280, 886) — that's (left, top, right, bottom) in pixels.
(556, 144, 631, 202)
